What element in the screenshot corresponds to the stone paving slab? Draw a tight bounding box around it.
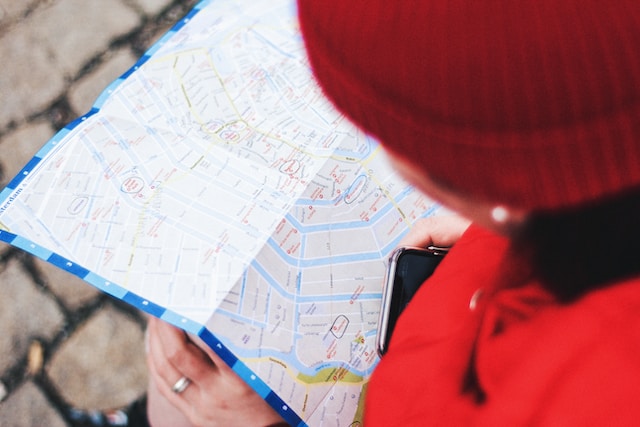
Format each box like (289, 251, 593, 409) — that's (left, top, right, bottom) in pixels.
(0, 121, 54, 188)
(0, 1, 199, 425)
(28, 0, 141, 77)
(0, 1, 40, 26)
(33, 257, 101, 311)
(0, 381, 67, 427)
(47, 307, 148, 410)
(0, 259, 65, 374)
(68, 48, 139, 116)
(0, 25, 67, 129)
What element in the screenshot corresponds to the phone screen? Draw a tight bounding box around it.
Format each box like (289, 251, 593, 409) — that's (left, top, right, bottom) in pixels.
(376, 247, 447, 356)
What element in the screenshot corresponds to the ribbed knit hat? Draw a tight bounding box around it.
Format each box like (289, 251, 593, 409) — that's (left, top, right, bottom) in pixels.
(298, 0, 640, 211)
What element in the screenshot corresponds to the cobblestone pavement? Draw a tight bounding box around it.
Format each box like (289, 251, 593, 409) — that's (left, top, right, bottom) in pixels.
(0, 1, 198, 425)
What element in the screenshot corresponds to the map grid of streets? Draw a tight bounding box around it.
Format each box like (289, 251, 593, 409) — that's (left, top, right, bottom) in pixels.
(0, 0, 440, 425)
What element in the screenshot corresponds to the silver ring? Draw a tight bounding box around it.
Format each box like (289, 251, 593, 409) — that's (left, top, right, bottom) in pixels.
(171, 376, 191, 394)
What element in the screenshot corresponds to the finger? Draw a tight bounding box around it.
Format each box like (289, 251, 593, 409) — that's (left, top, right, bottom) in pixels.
(429, 215, 472, 247)
(186, 334, 235, 376)
(399, 217, 436, 247)
(400, 215, 471, 248)
(146, 319, 191, 394)
(185, 333, 261, 399)
(146, 336, 197, 420)
(151, 318, 217, 381)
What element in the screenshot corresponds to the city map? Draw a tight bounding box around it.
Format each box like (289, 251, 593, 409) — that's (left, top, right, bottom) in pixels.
(0, 0, 440, 425)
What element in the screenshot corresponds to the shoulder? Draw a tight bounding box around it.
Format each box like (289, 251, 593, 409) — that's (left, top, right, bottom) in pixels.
(534, 298, 640, 425)
(519, 275, 640, 364)
(571, 275, 640, 342)
(478, 276, 640, 425)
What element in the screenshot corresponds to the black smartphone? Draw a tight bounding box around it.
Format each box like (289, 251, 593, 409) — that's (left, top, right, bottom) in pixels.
(376, 246, 448, 357)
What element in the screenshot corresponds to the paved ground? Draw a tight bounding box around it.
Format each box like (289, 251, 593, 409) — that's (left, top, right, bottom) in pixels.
(0, 1, 198, 425)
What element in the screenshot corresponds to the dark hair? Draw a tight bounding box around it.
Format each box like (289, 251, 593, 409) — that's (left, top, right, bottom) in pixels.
(512, 186, 640, 303)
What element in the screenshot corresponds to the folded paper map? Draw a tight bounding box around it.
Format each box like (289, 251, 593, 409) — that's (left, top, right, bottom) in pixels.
(0, 0, 440, 425)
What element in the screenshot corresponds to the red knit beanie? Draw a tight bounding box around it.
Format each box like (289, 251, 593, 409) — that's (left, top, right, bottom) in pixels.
(298, 0, 640, 211)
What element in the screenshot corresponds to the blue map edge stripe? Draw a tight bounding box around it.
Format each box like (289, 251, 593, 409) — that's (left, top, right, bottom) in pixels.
(0, 1, 311, 424)
(2, 0, 214, 195)
(1, 229, 305, 424)
(2, 232, 306, 424)
(4, 156, 43, 191)
(197, 328, 307, 427)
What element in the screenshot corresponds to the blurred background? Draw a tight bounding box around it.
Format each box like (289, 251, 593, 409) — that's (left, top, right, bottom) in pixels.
(0, 0, 198, 425)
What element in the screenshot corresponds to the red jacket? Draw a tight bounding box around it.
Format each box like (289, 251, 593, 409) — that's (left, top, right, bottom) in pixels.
(366, 225, 640, 426)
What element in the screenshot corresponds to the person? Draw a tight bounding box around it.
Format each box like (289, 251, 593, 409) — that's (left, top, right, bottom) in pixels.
(75, 1, 640, 425)
(295, 1, 640, 425)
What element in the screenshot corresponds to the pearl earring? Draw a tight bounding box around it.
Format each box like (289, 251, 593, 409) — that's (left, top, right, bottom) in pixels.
(491, 206, 510, 224)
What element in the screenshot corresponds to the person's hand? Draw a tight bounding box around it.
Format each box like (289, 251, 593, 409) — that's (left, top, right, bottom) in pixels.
(399, 214, 472, 249)
(146, 317, 286, 427)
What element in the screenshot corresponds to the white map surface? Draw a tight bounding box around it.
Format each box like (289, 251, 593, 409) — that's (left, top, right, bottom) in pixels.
(0, 0, 440, 425)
